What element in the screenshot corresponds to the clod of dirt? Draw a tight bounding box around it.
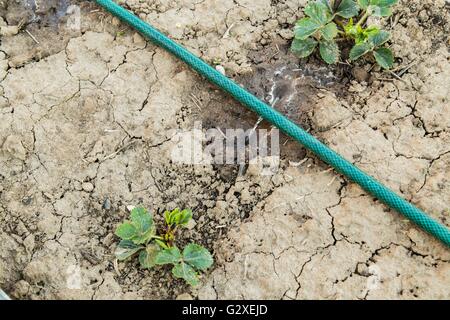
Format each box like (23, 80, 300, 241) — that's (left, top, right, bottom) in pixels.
(0, 25, 19, 36)
(352, 67, 371, 83)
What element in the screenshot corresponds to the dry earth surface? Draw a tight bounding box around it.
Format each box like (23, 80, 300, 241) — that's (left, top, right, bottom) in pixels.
(0, 0, 449, 299)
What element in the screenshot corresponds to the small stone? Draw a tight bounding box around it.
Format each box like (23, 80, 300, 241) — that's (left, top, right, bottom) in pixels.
(103, 198, 111, 210)
(111, 17, 121, 27)
(82, 182, 94, 192)
(418, 10, 429, 22)
(0, 26, 19, 37)
(23, 235, 35, 252)
(352, 67, 370, 83)
(186, 219, 197, 230)
(12, 280, 30, 298)
(22, 196, 33, 206)
(240, 188, 252, 204)
(103, 233, 115, 247)
(126, 205, 136, 212)
(132, 32, 145, 45)
(2, 135, 27, 160)
(176, 293, 193, 300)
(215, 65, 226, 76)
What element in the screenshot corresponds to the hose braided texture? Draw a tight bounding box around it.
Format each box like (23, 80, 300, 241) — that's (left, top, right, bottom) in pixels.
(95, 0, 450, 247)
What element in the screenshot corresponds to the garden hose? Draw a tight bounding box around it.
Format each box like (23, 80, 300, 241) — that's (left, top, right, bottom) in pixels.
(94, 0, 450, 247)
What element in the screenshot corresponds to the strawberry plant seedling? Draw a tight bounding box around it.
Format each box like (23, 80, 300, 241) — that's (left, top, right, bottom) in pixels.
(115, 207, 213, 286)
(292, 0, 398, 69)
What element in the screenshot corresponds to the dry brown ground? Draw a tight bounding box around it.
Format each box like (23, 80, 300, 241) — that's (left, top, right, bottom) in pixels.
(0, 0, 449, 299)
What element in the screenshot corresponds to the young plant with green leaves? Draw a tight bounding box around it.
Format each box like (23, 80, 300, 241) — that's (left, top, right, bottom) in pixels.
(114, 207, 213, 286)
(292, 0, 398, 69)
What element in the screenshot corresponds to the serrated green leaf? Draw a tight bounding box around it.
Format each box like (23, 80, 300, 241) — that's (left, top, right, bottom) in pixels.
(368, 5, 392, 17)
(336, 0, 360, 18)
(318, 0, 332, 12)
(164, 210, 171, 225)
(169, 208, 181, 225)
(129, 207, 155, 244)
(370, 0, 398, 7)
(368, 30, 390, 47)
(183, 244, 214, 271)
(373, 47, 394, 69)
(291, 38, 318, 58)
(358, 0, 369, 9)
(115, 247, 142, 261)
(319, 41, 340, 64)
(139, 244, 161, 269)
(155, 246, 182, 265)
(172, 262, 199, 286)
(115, 222, 137, 240)
(294, 18, 321, 40)
(320, 22, 338, 40)
(304, 1, 332, 25)
(349, 42, 373, 60)
(115, 240, 143, 261)
(130, 207, 153, 233)
(178, 209, 193, 226)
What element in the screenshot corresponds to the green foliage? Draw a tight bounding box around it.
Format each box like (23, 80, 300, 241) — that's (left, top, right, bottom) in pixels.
(292, 38, 318, 58)
(164, 208, 192, 227)
(155, 244, 214, 286)
(373, 47, 394, 69)
(320, 41, 340, 64)
(115, 207, 155, 244)
(291, 0, 397, 70)
(114, 207, 213, 286)
(336, 0, 360, 18)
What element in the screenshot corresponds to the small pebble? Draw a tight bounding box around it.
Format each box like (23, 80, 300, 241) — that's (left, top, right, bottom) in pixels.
(176, 293, 193, 300)
(21, 196, 33, 206)
(352, 67, 370, 83)
(23, 235, 35, 252)
(0, 26, 19, 37)
(215, 65, 226, 76)
(186, 219, 197, 230)
(82, 182, 94, 192)
(103, 198, 111, 210)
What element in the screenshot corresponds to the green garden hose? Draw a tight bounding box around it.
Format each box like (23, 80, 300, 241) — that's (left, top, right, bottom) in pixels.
(94, 0, 450, 247)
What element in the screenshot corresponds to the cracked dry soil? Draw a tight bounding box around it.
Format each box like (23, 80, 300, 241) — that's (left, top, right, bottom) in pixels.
(1, 0, 449, 299)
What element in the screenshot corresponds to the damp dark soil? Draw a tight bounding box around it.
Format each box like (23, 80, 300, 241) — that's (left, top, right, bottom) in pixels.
(0, 1, 103, 67)
(2, 0, 73, 25)
(200, 41, 351, 163)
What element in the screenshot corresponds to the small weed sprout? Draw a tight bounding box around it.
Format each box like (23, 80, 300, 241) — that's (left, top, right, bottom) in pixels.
(292, 0, 398, 69)
(114, 207, 213, 286)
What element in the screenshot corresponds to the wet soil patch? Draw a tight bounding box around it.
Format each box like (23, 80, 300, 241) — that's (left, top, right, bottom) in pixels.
(200, 41, 350, 163)
(2, 0, 71, 25)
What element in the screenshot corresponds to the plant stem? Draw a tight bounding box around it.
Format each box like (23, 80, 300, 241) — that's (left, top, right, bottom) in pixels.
(329, 0, 335, 9)
(356, 11, 369, 27)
